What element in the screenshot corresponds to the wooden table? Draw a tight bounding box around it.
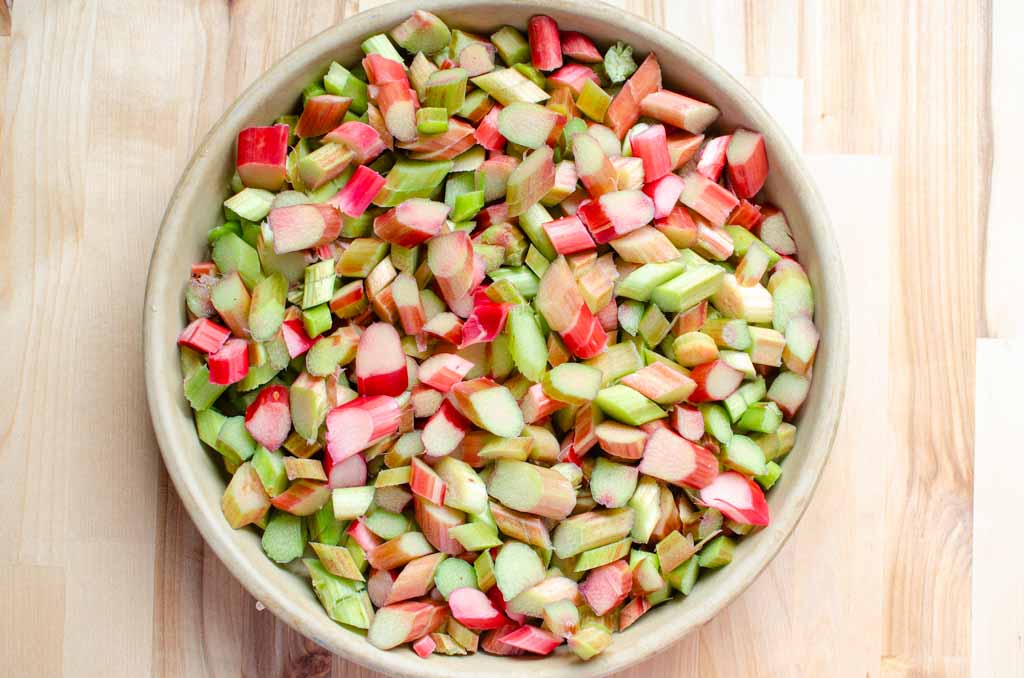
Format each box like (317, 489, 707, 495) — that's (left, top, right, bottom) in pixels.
(2, 1, 1017, 675)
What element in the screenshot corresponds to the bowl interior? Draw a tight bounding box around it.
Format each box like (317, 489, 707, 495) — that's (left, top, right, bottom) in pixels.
(144, 1, 847, 676)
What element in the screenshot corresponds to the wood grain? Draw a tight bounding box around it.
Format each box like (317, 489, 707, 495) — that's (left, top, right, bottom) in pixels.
(0, 0, 1007, 676)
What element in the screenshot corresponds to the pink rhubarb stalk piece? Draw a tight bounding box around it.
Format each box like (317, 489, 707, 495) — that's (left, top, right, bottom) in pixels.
(606, 53, 662, 139)
(678, 170, 740, 227)
(609, 226, 679, 264)
(497, 626, 562, 655)
(178, 317, 231, 354)
(619, 597, 651, 631)
(390, 273, 426, 335)
(671, 404, 705, 442)
(428, 231, 479, 306)
(520, 383, 566, 424)
(620, 362, 697, 405)
(295, 95, 352, 138)
(323, 120, 386, 165)
(548, 63, 599, 95)
(696, 134, 731, 181)
(399, 119, 477, 160)
(244, 385, 291, 451)
(412, 634, 437, 658)
(386, 552, 447, 605)
(374, 198, 450, 247)
(474, 105, 506, 152)
(560, 30, 603, 63)
(363, 53, 409, 86)
(449, 587, 507, 630)
(543, 215, 596, 255)
(643, 173, 685, 219)
(367, 568, 397, 609)
(270, 479, 330, 516)
(422, 400, 474, 457)
(573, 132, 617, 199)
(221, 462, 271, 528)
(368, 600, 448, 650)
(729, 199, 764, 229)
(410, 457, 447, 505)
(280, 318, 314, 358)
(630, 123, 672, 182)
(480, 621, 525, 656)
(422, 312, 464, 345)
(459, 302, 510, 348)
(578, 190, 656, 244)
(327, 165, 385, 217)
(654, 204, 698, 248)
(323, 452, 367, 489)
(528, 15, 563, 71)
(700, 471, 771, 526)
(414, 498, 466, 555)
(348, 518, 383, 553)
(579, 559, 632, 616)
(638, 428, 719, 489)
(375, 81, 419, 143)
(325, 395, 402, 461)
(355, 322, 409, 396)
(687, 359, 743, 402)
(268, 204, 343, 254)
(208, 338, 249, 385)
(726, 128, 769, 199)
(595, 421, 648, 460)
(236, 124, 290, 190)
(640, 89, 720, 134)
(667, 131, 705, 170)
(559, 303, 608, 360)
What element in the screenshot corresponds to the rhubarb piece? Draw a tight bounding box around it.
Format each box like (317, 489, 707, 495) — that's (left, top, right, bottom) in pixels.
(639, 428, 718, 489)
(487, 25, 528, 66)
(243, 385, 291, 451)
(506, 304, 548, 382)
(390, 10, 451, 54)
(487, 460, 575, 520)
(207, 338, 249, 386)
(506, 146, 555, 217)
(177, 318, 231, 355)
(700, 471, 770, 526)
(575, 536, 632, 572)
(579, 190, 656, 244)
(721, 434, 768, 476)
(448, 378, 524, 437)
(415, 497, 467, 555)
(735, 240, 773, 287)
(617, 260, 686, 302)
(408, 457, 446, 506)
(548, 63, 599, 95)
(386, 552, 446, 605)
(472, 68, 549, 105)
(374, 199, 449, 247)
(329, 486, 374, 521)
(354, 322, 408, 397)
(579, 559, 631, 616)
(428, 230, 478, 304)
(325, 394, 401, 462)
(621, 362, 696, 405)
(324, 120, 385, 166)
(589, 458, 639, 509)
(655, 530, 697, 574)
(594, 385, 665, 426)
(224, 188, 274, 224)
(755, 206, 797, 256)
(422, 400, 473, 457)
(268, 204, 343, 254)
(672, 404, 705, 442)
(651, 263, 724, 313)
(767, 370, 811, 418)
(494, 541, 546, 600)
(497, 625, 561, 655)
(412, 635, 437, 658)
(698, 534, 736, 568)
(569, 624, 612, 660)
(418, 354, 474, 393)
(460, 302, 510, 348)
(609, 226, 679, 265)
(552, 508, 634, 559)
(541, 363, 602, 405)
(555, 30, 600, 63)
(679, 170, 739, 227)
(606, 53, 661, 138)
(221, 462, 272, 528)
(696, 134, 731, 181)
(527, 15, 562, 71)
(640, 89, 719, 134)
(236, 124, 289, 190)
(449, 587, 506, 630)
(434, 557, 478, 599)
(782, 315, 819, 374)
(595, 421, 648, 460)
(490, 502, 552, 550)
(630, 123, 671, 182)
(686, 359, 743, 402)
(368, 531, 435, 572)
(368, 600, 448, 650)
(654, 205, 698, 249)
(296, 95, 352, 138)
(573, 132, 617, 198)
(726, 129, 769, 199)
(271, 478, 330, 516)
(498, 102, 565, 150)
(361, 33, 404, 64)
(262, 510, 306, 563)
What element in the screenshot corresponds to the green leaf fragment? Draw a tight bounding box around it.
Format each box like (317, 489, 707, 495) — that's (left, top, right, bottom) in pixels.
(604, 42, 638, 84)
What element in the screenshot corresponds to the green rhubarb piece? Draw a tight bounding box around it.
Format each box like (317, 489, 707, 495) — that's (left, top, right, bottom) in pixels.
(589, 458, 639, 509)
(331, 486, 375, 521)
(363, 506, 410, 540)
(517, 203, 558, 260)
(434, 557, 478, 599)
(376, 159, 453, 206)
(723, 389, 750, 423)
(361, 33, 404, 63)
(738, 401, 783, 434)
(725, 225, 781, 265)
(310, 541, 364, 580)
(754, 422, 797, 461)
(374, 466, 412, 488)
(306, 327, 359, 377)
(211, 271, 251, 337)
(390, 10, 451, 54)
(208, 220, 241, 243)
(666, 556, 700, 595)
(719, 349, 756, 378)
(258, 231, 306, 284)
(577, 79, 612, 122)
(700, 403, 733, 444)
(560, 118, 588, 153)
(475, 243, 505, 272)
(512, 63, 546, 90)
(216, 416, 257, 462)
(390, 243, 420, 272)
(479, 222, 527, 265)
(604, 41, 637, 84)
(474, 548, 497, 591)
(494, 541, 545, 600)
(628, 476, 660, 543)
(345, 536, 369, 572)
(184, 365, 228, 411)
(525, 245, 550, 278)
(574, 537, 631, 572)
(303, 82, 326, 103)
(224, 187, 274, 222)
(639, 303, 671, 347)
(336, 238, 388, 278)
(698, 535, 736, 569)
(236, 361, 279, 392)
(594, 385, 666, 426)
(456, 89, 492, 120)
(471, 68, 549, 105)
(249, 272, 287, 342)
(252, 446, 289, 497)
(508, 305, 548, 382)
(488, 266, 539, 298)
(305, 559, 367, 626)
(341, 210, 375, 238)
(301, 303, 332, 338)
(486, 278, 526, 305)
(180, 345, 203, 381)
(488, 333, 514, 380)
(289, 373, 327, 441)
(617, 260, 686, 301)
(569, 625, 612, 660)
(698, 508, 723, 540)
(618, 299, 644, 336)
(585, 342, 644, 385)
(652, 265, 725, 312)
(239, 219, 261, 249)
(426, 68, 468, 114)
(212, 232, 262, 290)
(195, 407, 227, 449)
(309, 501, 346, 545)
(262, 510, 306, 563)
(552, 508, 635, 559)
(630, 551, 665, 593)
(541, 362, 601, 404)
(302, 261, 337, 309)
(449, 521, 503, 551)
(416, 106, 450, 135)
(490, 25, 530, 65)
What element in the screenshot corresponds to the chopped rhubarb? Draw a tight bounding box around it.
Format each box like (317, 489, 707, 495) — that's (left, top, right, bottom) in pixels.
(236, 124, 289, 190)
(528, 15, 563, 71)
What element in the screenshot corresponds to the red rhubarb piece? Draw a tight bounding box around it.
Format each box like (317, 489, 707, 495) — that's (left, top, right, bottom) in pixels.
(207, 338, 249, 385)
(325, 395, 402, 462)
(638, 428, 719, 489)
(177, 317, 231, 354)
(449, 587, 507, 630)
(355, 322, 408, 397)
(459, 302, 510, 348)
(295, 95, 352, 138)
(606, 53, 662, 139)
(643, 173, 685, 219)
(323, 452, 367, 489)
(280, 318, 314, 358)
(726, 128, 769, 198)
(244, 385, 291, 451)
(560, 31, 603, 63)
(700, 471, 771, 526)
(409, 457, 447, 505)
(497, 625, 562, 655)
(326, 165, 385, 217)
(235, 124, 289, 191)
(528, 15, 563, 71)
(630, 123, 672, 182)
(268, 204, 343, 254)
(688, 359, 744, 402)
(696, 134, 732, 181)
(579, 559, 632, 616)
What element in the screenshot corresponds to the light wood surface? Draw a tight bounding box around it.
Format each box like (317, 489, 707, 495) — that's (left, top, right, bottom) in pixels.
(0, 1, 1012, 676)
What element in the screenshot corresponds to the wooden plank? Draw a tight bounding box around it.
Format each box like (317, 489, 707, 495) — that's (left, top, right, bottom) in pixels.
(0, 564, 66, 678)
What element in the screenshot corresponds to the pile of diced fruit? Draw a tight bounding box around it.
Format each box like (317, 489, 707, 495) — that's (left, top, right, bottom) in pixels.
(177, 9, 818, 661)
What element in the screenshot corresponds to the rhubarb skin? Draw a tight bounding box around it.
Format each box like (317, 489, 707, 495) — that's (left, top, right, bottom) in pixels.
(578, 559, 632, 616)
(236, 124, 290, 191)
(528, 15, 563, 71)
(726, 129, 769, 199)
(605, 53, 662, 139)
(268, 204, 343, 254)
(355, 322, 409, 397)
